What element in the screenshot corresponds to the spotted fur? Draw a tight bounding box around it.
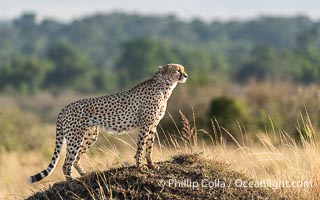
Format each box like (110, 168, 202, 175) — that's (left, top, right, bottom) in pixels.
(29, 63, 188, 183)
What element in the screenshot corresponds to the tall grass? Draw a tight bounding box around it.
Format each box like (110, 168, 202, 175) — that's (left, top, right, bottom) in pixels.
(172, 110, 320, 199)
(1, 109, 320, 199)
(1, 82, 320, 198)
(95, 109, 320, 199)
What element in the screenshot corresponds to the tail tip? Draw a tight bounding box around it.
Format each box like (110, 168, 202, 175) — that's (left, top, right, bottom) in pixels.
(29, 171, 48, 184)
(28, 176, 34, 184)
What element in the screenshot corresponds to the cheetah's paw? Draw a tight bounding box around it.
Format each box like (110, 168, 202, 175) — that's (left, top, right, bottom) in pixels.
(138, 165, 149, 172)
(148, 163, 160, 170)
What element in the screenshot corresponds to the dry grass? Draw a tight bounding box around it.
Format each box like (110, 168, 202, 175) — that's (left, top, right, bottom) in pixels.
(1, 82, 320, 199)
(5, 111, 315, 199)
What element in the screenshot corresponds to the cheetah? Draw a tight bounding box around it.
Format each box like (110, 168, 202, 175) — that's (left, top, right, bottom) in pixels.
(29, 63, 188, 183)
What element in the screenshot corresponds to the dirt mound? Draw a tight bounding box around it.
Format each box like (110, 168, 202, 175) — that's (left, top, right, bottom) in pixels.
(26, 154, 276, 199)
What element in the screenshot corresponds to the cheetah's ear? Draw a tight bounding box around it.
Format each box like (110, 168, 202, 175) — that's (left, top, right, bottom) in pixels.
(158, 66, 165, 73)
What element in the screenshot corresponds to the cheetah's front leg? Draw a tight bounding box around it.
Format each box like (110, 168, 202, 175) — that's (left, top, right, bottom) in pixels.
(146, 130, 159, 170)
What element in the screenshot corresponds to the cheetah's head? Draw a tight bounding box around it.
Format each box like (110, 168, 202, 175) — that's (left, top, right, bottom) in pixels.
(158, 64, 188, 84)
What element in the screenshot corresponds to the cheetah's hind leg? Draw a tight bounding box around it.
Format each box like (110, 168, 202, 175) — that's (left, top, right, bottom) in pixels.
(74, 126, 99, 176)
(63, 134, 83, 181)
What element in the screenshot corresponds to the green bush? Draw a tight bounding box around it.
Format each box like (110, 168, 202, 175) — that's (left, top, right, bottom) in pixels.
(209, 96, 248, 132)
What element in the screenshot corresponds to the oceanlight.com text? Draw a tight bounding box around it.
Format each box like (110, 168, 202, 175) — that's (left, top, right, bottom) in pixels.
(158, 179, 313, 189)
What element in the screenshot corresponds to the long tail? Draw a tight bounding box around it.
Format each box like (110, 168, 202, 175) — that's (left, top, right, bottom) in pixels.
(29, 113, 64, 184)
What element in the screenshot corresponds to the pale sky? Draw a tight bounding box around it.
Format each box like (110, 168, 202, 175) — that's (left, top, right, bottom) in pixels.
(1, 0, 319, 22)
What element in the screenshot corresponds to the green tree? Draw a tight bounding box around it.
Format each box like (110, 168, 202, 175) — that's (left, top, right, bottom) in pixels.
(0, 56, 52, 93)
(288, 47, 320, 83)
(173, 45, 229, 84)
(93, 65, 118, 92)
(235, 46, 281, 83)
(46, 41, 95, 92)
(115, 38, 178, 87)
(209, 96, 248, 136)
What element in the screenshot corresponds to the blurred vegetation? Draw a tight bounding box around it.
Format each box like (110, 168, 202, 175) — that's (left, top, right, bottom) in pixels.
(1, 13, 320, 93)
(0, 107, 47, 152)
(209, 96, 248, 133)
(2, 12, 320, 150)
